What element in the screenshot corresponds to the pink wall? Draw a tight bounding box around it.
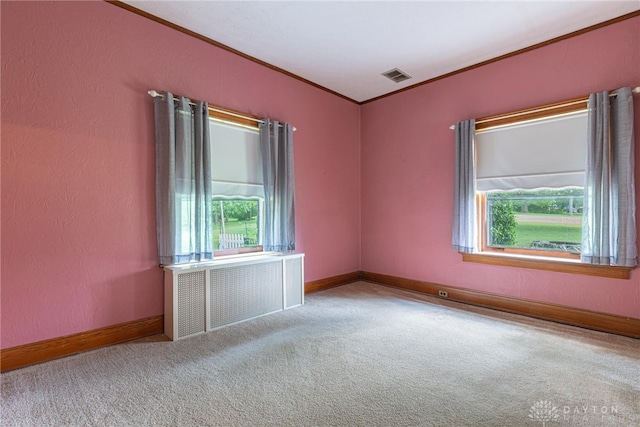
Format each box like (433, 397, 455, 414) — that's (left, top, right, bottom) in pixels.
(1, 1, 361, 349)
(362, 16, 640, 318)
(2, 2, 638, 351)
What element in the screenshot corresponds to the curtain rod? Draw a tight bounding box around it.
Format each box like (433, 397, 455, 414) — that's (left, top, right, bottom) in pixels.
(148, 90, 264, 124)
(448, 86, 640, 130)
(148, 90, 297, 131)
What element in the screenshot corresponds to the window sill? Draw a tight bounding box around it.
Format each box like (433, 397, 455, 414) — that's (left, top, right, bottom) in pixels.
(462, 252, 632, 279)
(160, 251, 281, 269)
(162, 251, 300, 271)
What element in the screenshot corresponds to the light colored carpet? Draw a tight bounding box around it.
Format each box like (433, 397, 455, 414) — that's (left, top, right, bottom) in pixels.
(1, 282, 639, 426)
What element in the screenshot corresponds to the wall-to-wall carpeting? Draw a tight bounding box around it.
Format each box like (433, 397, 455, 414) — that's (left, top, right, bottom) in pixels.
(2, 282, 638, 426)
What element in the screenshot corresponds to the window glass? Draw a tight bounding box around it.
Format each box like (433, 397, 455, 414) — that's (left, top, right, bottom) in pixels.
(485, 188, 583, 255)
(213, 198, 263, 251)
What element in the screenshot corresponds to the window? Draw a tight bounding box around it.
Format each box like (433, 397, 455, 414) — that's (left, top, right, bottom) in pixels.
(475, 109, 587, 259)
(154, 90, 296, 266)
(452, 87, 640, 279)
(209, 112, 264, 256)
(454, 89, 636, 278)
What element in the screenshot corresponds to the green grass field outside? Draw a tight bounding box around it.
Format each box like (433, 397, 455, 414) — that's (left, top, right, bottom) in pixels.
(513, 222, 581, 248)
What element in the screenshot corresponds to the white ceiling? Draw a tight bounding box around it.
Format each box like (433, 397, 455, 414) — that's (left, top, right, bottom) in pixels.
(123, 1, 640, 103)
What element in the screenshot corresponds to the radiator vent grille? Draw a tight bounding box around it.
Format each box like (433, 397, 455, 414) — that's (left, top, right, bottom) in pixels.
(209, 261, 283, 329)
(285, 257, 303, 308)
(177, 270, 206, 338)
(165, 254, 304, 340)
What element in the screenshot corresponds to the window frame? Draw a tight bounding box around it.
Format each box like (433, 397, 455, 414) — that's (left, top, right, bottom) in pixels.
(464, 96, 633, 279)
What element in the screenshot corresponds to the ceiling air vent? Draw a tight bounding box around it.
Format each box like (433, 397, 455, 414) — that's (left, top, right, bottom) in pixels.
(382, 68, 412, 83)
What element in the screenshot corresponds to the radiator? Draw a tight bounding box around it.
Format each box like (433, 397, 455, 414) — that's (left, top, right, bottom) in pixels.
(164, 253, 304, 340)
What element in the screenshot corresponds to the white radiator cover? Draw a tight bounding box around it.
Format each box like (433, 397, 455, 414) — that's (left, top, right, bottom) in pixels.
(164, 253, 304, 340)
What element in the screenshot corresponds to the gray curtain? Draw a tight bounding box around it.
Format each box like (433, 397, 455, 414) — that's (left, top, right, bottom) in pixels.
(452, 119, 476, 253)
(581, 87, 637, 267)
(154, 92, 213, 265)
(259, 119, 295, 252)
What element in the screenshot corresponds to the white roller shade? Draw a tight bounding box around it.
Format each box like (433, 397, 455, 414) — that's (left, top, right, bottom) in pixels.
(475, 111, 587, 191)
(209, 120, 264, 198)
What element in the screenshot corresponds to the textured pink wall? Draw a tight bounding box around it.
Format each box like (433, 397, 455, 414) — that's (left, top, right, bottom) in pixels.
(1, 1, 361, 348)
(3, 2, 638, 350)
(362, 16, 640, 318)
